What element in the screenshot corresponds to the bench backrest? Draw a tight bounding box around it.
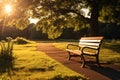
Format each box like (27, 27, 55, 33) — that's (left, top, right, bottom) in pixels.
(79, 36, 103, 49)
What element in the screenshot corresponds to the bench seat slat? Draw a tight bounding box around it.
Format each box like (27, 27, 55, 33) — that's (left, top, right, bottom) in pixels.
(83, 51, 98, 55)
(80, 40, 101, 43)
(79, 42, 100, 47)
(66, 49, 82, 55)
(80, 37, 103, 40)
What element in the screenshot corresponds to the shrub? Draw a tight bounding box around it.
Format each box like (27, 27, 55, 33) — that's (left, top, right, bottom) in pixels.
(14, 37, 30, 44)
(0, 37, 15, 73)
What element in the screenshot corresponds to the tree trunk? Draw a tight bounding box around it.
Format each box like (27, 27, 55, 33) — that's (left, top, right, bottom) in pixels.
(0, 24, 2, 40)
(90, 0, 101, 36)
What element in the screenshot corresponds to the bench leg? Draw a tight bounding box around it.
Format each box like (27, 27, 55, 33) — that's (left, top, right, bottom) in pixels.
(81, 54, 85, 68)
(68, 52, 71, 60)
(96, 55, 100, 67)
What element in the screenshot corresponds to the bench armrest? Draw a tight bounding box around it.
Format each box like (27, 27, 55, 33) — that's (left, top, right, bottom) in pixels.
(66, 44, 81, 50)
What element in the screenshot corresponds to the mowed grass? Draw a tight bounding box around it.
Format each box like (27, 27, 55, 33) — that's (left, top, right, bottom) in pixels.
(0, 42, 87, 80)
(53, 40, 120, 66)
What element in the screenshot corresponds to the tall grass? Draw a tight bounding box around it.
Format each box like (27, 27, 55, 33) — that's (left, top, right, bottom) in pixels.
(0, 37, 15, 75)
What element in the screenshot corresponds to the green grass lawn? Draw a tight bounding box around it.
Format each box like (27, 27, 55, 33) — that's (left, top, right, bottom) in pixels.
(1, 39, 120, 80)
(53, 39, 120, 66)
(0, 42, 87, 80)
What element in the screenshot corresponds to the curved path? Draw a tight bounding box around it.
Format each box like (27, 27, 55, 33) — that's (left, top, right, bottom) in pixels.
(37, 43, 120, 80)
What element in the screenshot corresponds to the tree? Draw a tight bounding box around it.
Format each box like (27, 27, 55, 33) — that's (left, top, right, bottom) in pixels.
(35, 0, 90, 39)
(0, 0, 120, 39)
(35, 0, 120, 38)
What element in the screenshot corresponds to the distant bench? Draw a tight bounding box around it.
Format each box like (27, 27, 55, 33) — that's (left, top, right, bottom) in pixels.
(66, 36, 104, 68)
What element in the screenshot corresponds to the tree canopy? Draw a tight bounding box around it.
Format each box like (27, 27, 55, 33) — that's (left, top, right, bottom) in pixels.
(0, 0, 120, 39)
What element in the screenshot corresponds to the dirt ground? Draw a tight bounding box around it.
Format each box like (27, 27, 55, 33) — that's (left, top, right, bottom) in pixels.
(37, 43, 120, 80)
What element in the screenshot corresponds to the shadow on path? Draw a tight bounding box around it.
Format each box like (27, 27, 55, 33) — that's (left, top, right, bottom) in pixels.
(88, 64, 120, 80)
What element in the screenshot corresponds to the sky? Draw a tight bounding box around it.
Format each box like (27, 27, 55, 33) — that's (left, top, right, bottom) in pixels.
(81, 8, 90, 18)
(29, 17, 39, 24)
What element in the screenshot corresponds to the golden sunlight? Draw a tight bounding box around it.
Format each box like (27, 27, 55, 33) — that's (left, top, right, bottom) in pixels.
(5, 4, 12, 15)
(29, 17, 39, 24)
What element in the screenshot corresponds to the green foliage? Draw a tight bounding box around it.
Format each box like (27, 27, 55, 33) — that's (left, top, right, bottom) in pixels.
(0, 0, 35, 30)
(34, 0, 89, 39)
(31, 0, 120, 38)
(1, 0, 120, 39)
(0, 37, 14, 55)
(99, 0, 120, 24)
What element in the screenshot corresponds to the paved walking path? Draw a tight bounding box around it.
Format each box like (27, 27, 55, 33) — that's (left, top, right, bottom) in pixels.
(37, 43, 120, 80)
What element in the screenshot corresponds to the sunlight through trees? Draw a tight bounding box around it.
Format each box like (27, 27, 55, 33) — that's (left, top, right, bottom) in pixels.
(4, 4, 12, 15)
(0, 0, 120, 39)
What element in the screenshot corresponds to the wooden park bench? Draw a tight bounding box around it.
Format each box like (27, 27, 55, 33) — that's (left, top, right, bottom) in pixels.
(66, 36, 104, 68)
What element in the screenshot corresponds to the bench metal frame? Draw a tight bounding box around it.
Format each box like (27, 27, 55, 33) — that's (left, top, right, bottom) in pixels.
(66, 36, 103, 68)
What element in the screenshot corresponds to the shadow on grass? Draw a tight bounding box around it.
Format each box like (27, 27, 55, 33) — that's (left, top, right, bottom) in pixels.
(89, 64, 120, 80)
(29, 66, 55, 72)
(0, 53, 15, 76)
(103, 42, 120, 53)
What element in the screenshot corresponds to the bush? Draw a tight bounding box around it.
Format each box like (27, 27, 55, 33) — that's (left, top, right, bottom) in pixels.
(14, 37, 30, 44)
(0, 37, 15, 73)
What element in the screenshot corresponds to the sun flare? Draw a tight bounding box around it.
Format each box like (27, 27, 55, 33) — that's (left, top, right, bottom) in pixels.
(5, 4, 12, 15)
